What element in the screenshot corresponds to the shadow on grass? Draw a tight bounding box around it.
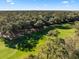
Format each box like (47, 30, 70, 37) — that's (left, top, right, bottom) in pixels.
(2, 23, 72, 51)
(3, 26, 54, 51)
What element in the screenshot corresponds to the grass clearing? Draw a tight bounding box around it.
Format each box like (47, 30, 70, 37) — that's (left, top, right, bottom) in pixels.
(0, 40, 27, 59)
(57, 28, 76, 39)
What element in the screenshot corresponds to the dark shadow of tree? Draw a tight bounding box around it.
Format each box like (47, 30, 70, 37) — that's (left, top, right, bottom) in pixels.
(3, 25, 54, 51)
(2, 23, 73, 51)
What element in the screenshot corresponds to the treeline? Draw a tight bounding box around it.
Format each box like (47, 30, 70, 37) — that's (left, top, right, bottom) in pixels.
(0, 11, 79, 39)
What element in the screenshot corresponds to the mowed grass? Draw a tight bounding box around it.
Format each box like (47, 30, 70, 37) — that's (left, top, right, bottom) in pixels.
(57, 28, 76, 39)
(0, 40, 27, 59)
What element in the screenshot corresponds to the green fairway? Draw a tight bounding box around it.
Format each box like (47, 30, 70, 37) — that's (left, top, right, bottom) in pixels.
(0, 41, 27, 59)
(57, 28, 76, 39)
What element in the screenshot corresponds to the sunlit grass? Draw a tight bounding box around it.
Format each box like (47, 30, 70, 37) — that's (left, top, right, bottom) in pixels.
(0, 40, 27, 59)
(57, 28, 76, 39)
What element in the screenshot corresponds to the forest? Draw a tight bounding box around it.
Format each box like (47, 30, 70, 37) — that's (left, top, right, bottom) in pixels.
(0, 11, 79, 59)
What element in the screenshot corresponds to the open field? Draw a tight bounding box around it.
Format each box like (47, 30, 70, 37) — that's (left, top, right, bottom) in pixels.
(0, 40, 27, 59)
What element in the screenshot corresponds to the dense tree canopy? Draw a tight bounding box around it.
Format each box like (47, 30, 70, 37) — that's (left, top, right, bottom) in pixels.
(0, 11, 79, 39)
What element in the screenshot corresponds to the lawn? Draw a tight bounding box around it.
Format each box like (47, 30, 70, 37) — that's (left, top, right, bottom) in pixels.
(0, 40, 27, 59)
(57, 28, 76, 39)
